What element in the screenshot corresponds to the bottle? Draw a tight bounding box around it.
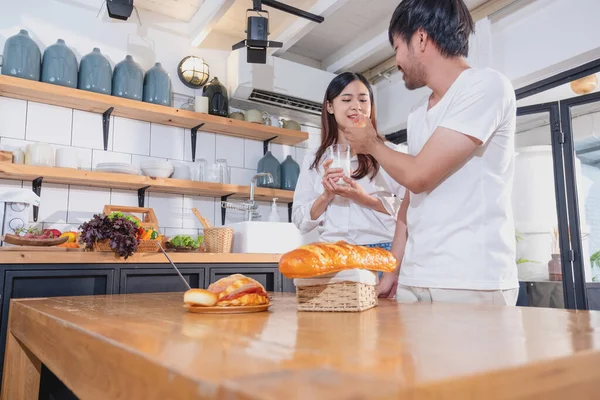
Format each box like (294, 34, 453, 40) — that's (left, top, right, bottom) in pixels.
(268, 198, 281, 222)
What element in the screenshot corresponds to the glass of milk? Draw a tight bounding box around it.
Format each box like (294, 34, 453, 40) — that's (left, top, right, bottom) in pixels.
(326, 144, 351, 185)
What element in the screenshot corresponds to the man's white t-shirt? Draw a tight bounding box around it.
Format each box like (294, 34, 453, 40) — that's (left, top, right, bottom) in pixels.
(399, 67, 519, 291)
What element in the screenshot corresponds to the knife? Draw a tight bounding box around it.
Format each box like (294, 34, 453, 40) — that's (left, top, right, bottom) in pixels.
(158, 243, 192, 290)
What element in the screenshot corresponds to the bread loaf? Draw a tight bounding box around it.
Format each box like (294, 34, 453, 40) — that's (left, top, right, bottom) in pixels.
(278, 241, 397, 278)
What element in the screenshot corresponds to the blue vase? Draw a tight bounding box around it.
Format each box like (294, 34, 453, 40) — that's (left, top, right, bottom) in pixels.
(257, 151, 281, 189)
(143, 62, 172, 106)
(1, 29, 41, 81)
(280, 155, 300, 191)
(41, 39, 78, 88)
(112, 55, 144, 101)
(79, 48, 112, 94)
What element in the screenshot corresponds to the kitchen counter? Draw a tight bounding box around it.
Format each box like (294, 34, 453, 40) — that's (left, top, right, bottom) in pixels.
(3, 292, 600, 399)
(0, 249, 281, 264)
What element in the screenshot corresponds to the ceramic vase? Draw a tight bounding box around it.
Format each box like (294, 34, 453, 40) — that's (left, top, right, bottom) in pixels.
(143, 62, 172, 106)
(1, 29, 41, 81)
(112, 55, 144, 101)
(78, 48, 112, 94)
(257, 151, 281, 189)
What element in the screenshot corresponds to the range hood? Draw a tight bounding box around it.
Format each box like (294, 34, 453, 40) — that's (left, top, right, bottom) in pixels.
(227, 48, 336, 124)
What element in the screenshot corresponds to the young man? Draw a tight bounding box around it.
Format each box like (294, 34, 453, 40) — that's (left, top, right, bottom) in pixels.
(343, 0, 519, 305)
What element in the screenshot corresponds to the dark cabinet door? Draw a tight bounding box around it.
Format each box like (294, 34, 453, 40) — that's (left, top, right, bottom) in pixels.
(207, 266, 281, 292)
(282, 276, 295, 293)
(0, 269, 115, 380)
(119, 268, 204, 294)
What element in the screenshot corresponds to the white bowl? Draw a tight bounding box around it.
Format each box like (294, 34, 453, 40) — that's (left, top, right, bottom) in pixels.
(141, 162, 173, 178)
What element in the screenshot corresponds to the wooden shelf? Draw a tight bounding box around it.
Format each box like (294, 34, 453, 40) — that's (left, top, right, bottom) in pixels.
(0, 75, 308, 146)
(0, 164, 294, 203)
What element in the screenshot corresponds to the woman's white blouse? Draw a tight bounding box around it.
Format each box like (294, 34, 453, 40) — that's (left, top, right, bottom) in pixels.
(292, 143, 406, 245)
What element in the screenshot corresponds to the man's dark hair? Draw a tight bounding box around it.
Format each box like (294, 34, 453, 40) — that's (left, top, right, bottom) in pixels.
(388, 0, 474, 58)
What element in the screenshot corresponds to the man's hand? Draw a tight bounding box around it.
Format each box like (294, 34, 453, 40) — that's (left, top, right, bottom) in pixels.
(342, 116, 379, 154)
(377, 272, 398, 299)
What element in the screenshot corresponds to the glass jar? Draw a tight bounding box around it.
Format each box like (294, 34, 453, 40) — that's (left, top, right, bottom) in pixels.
(216, 159, 229, 184)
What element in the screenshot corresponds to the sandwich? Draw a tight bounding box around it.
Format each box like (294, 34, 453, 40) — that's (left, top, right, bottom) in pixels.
(184, 274, 269, 307)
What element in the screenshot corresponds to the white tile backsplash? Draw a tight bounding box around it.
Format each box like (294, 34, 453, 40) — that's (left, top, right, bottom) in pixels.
(271, 144, 296, 163)
(1, 137, 34, 151)
(150, 124, 184, 160)
(213, 200, 224, 227)
(26, 102, 73, 145)
(43, 222, 82, 233)
(183, 196, 215, 228)
(92, 150, 132, 167)
(72, 110, 113, 151)
(184, 130, 216, 163)
(110, 189, 140, 207)
(230, 167, 256, 186)
(295, 147, 309, 166)
(31, 183, 69, 223)
(67, 186, 111, 224)
(244, 139, 263, 170)
(164, 228, 200, 238)
(112, 117, 150, 156)
(0, 97, 27, 140)
(148, 192, 183, 229)
(0, 179, 22, 190)
(215, 136, 245, 168)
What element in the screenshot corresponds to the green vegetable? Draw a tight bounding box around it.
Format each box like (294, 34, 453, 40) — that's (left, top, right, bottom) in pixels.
(169, 235, 199, 249)
(150, 230, 158, 240)
(197, 235, 204, 244)
(108, 212, 140, 228)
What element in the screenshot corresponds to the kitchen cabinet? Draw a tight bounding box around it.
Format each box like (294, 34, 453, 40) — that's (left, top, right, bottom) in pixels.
(119, 268, 204, 294)
(0, 268, 115, 380)
(208, 266, 281, 292)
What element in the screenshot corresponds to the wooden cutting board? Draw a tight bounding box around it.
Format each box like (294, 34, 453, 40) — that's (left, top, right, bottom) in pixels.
(0, 246, 84, 252)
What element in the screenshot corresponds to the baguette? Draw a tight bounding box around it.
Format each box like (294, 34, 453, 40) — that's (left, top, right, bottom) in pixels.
(278, 241, 397, 278)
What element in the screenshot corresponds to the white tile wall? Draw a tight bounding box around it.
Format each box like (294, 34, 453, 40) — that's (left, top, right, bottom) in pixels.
(0, 96, 320, 235)
(150, 124, 184, 160)
(0, 98, 27, 139)
(184, 131, 216, 163)
(67, 186, 111, 224)
(183, 196, 216, 229)
(271, 143, 296, 163)
(112, 117, 150, 156)
(54, 145, 93, 170)
(110, 189, 140, 207)
(26, 102, 73, 145)
(244, 139, 263, 170)
(72, 110, 113, 151)
(215, 136, 245, 168)
(148, 192, 183, 229)
(164, 228, 201, 237)
(30, 183, 69, 223)
(230, 167, 256, 186)
(92, 150, 132, 167)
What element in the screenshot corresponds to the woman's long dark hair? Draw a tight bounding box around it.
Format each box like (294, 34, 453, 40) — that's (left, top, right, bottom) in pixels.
(310, 72, 382, 180)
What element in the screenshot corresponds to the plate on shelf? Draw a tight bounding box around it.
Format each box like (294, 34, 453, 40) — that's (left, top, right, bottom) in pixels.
(95, 163, 140, 175)
(184, 303, 271, 314)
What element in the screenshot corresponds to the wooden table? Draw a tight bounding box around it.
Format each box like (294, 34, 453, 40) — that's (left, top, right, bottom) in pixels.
(2, 293, 600, 399)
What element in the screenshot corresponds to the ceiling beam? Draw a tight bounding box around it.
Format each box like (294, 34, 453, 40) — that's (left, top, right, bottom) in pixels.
(271, 0, 349, 56)
(361, 0, 520, 81)
(189, 0, 237, 47)
(322, 18, 389, 73)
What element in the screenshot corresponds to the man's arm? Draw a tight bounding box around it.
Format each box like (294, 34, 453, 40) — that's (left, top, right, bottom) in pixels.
(369, 127, 481, 194)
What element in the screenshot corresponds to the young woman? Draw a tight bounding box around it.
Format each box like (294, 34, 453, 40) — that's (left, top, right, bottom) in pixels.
(292, 72, 405, 251)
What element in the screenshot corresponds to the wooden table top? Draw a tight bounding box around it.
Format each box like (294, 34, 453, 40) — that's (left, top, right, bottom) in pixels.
(3, 293, 600, 399)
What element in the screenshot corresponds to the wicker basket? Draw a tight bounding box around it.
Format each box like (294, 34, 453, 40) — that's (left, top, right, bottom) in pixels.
(296, 281, 378, 312)
(94, 239, 160, 253)
(203, 227, 233, 253)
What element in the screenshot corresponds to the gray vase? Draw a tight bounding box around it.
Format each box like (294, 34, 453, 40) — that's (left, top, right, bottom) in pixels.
(79, 48, 112, 94)
(1, 29, 41, 81)
(41, 39, 78, 88)
(143, 62, 172, 106)
(280, 155, 300, 191)
(112, 55, 144, 101)
(257, 151, 281, 189)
